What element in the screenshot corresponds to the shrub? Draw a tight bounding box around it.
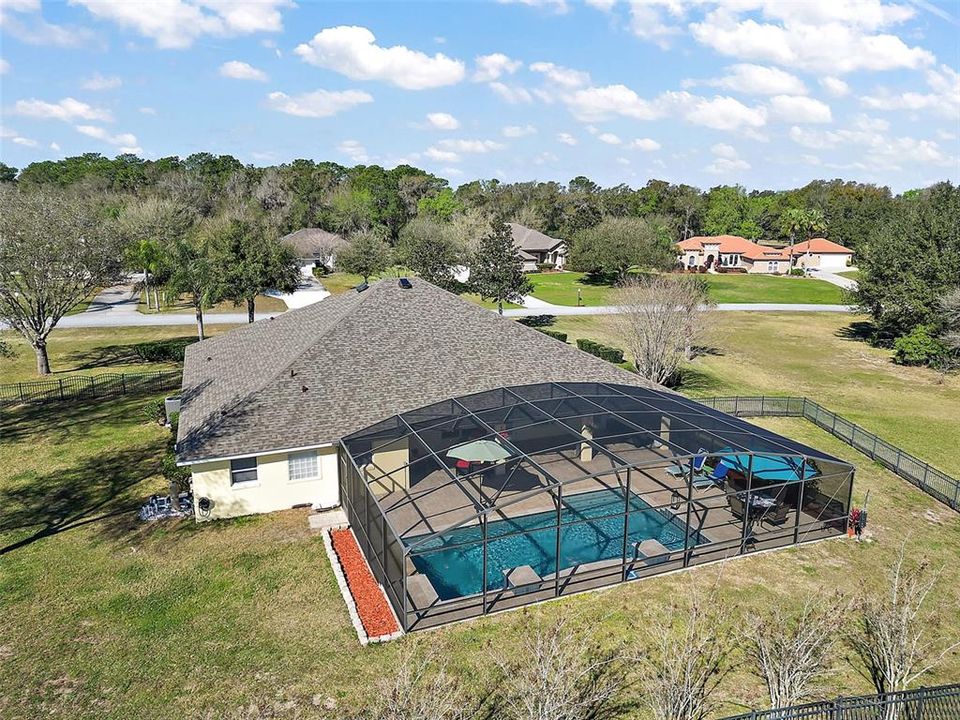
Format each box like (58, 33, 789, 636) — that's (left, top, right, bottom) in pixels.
(312, 263, 330, 278)
(517, 314, 557, 328)
(535, 261, 556, 272)
(142, 398, 166, 425)
(789, 268, 805, 276)
(893, 325, 945, 366)
(536, 328, 568, 342)
(576, 338, 624, 364)
(133, 338, 191, 362)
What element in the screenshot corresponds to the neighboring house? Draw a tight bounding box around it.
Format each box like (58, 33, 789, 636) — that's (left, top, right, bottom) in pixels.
(175, 278, 654, 521)
(785, 238, 854, 271)
(281, 228, 348, 274)
(509, 223, 567, 272)
(677, 235, 791, 274)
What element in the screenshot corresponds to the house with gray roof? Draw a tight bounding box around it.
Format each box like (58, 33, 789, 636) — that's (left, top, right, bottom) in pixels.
(175, 278, 652, 520)
(508, 223, 567, 272)
(281, 228, 348, 271)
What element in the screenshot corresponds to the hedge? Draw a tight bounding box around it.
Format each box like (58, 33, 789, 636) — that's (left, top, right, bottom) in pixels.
(576, 338, 624, 364)
(133, 338, 192, 362)
(536, 328, 568, 342)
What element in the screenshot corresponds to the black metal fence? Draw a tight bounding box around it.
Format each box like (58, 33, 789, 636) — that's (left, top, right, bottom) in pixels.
(0, 370, 181, 408)
(722, 682, 960, 720)
(699, 396, 959, 512)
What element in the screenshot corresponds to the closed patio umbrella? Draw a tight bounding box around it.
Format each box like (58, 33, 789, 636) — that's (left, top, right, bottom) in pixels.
(446, 439, 512, 463)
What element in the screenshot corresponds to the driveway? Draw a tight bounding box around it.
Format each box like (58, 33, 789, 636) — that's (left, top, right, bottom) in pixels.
(817, 268, 858, 291)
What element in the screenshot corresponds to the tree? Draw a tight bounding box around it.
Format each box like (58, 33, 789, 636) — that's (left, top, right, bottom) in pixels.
(569, 216, 676, 282)
(118, 197, 194, 311)
(0, 162, 17, 183)
(418, 187, 463, 221)
(336, 229, 392, 282)
(164, 221, 225, 341)
(215, 215, 302, 323)
(781, 207, 827, 247)
(0, 187, 122, 374)
(746, 597, 844, 708)
(470, 219, 532, 315)
(611, 275, 713, 386)
(636, 586, 733, 720)
(491, 612, 630, 720)
(397, 217, 463, 289)
(847, 545, 960, 697)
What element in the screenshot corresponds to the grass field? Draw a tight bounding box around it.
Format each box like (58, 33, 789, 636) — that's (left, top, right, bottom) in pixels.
(1, 316, 958, 719)
(136, 293, 288, 315)
(525, 271, 846, 306)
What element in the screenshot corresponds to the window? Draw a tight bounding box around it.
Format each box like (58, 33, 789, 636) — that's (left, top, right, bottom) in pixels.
(768, 261, 777, 272)
(687, 255, 696, 267)
(230, 457, 258, 485)
(288, 450, 319, 482)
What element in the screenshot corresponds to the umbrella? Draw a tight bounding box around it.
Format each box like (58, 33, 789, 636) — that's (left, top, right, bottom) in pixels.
(446, 439, 512, 463)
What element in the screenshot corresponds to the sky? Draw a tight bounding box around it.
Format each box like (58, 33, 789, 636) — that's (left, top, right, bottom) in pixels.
(0, 0, 958, 192)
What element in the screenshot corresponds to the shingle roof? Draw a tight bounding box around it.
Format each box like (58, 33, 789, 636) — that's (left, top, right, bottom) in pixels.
(176, 279, 656, 464)
(281, 228, 347, 259)
(788, 238, 854, 255)
(509, 223, 564, 253)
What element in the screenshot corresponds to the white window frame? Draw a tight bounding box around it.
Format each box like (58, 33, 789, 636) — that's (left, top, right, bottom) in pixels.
(288, 450, 320, 483)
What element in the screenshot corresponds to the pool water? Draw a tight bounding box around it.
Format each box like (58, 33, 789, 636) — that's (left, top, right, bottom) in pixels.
(407, 488, 692, 600)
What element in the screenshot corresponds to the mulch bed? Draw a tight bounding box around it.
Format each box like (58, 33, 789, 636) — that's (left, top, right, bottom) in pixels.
(330, 528, 399, 638)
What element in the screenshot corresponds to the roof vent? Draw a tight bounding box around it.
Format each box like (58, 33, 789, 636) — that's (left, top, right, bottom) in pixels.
(355, 281, 369, 293)
(399, 277, 413, 289)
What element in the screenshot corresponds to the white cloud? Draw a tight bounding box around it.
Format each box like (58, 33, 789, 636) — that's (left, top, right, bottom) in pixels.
(685, 64, 807, 96)
(426, 112, 459, 130)
(13, 97, 113, 122)
(629, 1, 684, 49)
(337, 139, 370, 163)
(75, 124, 141, 153)
(685, 95, 768, 131)
(50, 141, 61, 151)
(689, 5, 935, 74)
(502, 124, 537, 137)
(769, 94, 833, 123)
(294, 26, 465, 90)
(12, 136, 38, 147)
(473, 53, 521, 82)
(265, 89, 373, 118)
(706, 142, 750, 174)
(564, 84, 665, 121)
(585, 0, 617, 10)
(69, 0, 290, 49)
(497, 0, 569, 13)
(219, 60, 268, 82)
(0, 59, 10, 74)
(0, 2, 97, 49)
(598, 132, 622, 145)
(489, 82, 533, 103)
(556, 132, 578, 146)
(530, 61, 590, 88)
(629, 137, 661, 151)
(424, 146, 460, 163)
(437, 138, 505, 153)
(81, 72, 121, 90)
(860, 65, 960, 119)
(139, 106, 157, 115)
(820, 76, 850, 97)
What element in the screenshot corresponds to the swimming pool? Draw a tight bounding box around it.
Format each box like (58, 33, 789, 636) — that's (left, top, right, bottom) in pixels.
(407, 488, 693, 600)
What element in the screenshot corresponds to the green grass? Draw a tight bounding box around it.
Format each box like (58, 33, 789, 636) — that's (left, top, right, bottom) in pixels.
(526, 271, 846, 306)
(838, 270, 861, 280)
(136, 293, 288, 315)
(1, 321, 958, 718)
(0, 326, 236, 383)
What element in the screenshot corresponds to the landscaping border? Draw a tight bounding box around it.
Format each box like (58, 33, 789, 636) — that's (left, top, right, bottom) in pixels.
(700, 395, 959, 512)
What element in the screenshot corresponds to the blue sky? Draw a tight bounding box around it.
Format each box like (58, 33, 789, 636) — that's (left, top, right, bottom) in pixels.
(1, 0, 958, 191)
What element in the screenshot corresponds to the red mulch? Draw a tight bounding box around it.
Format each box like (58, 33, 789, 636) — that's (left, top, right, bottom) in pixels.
(331, 528, 399, 638)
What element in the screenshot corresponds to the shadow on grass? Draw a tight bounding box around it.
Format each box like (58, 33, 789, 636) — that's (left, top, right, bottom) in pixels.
(0, 444, 162, 556)
(675, 366, 726, 394)
(836, 321, 876, 343)
(62, 337, 192, 371)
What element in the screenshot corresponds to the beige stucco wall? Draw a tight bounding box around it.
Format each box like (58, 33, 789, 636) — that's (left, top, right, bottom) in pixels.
(190, 446, 339, 521)
(746, 259, 787, 274)
(363, 437, 410, 497)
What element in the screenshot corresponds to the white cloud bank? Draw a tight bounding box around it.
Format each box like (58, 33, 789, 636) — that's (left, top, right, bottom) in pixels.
(219, 61, 268, 82)
(266, 89, 373, 118)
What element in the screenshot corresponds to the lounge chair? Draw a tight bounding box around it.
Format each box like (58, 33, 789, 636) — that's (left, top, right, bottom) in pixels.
(694, 461, 729, 490)
(666, 448, 710, 478)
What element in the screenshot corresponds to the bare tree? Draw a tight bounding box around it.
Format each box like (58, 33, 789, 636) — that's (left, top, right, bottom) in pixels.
(358, 646, 474, 720)
(636, 586, 733, 720)
(610, 275, 713, 386)
(847, 545, 960, 700)
(0, 187, 122, 374)
(746, 596, 845, 708)
(491, 611, 631, 720)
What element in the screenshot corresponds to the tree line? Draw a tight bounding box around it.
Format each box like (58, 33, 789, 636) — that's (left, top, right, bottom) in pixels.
(0, 153, 956, 375)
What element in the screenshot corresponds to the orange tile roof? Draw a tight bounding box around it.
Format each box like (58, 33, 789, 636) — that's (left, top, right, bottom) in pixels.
(788, 238, 854, 255)
(677, 235, 789, 261)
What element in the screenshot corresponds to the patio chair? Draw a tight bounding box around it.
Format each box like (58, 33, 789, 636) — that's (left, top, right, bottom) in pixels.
(666, 448, 710, 478)
(693, 461, 729, 490)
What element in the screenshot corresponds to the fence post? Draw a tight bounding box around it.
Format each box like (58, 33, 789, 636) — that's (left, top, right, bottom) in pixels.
(18, 383, 24, 401)
(58, 379, 65, 401)
(735, 396, 740, 416)
(88, 376, 96, 398)
(121, 373, 127, 394)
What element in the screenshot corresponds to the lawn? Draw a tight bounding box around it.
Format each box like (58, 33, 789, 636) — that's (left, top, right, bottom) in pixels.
(137, 293, 288, 315)
(1, 320, 958, 719)
(525, 271, 847, 306)
(0, 326, 236, 384)
(838, 270, 861, 280)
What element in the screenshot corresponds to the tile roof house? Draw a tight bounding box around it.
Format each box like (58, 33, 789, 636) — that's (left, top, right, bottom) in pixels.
(509, 223, 567, 272)
(175, 278, 654, 520)
(677, 235, 791, 274)
(786, 238, 854, 271)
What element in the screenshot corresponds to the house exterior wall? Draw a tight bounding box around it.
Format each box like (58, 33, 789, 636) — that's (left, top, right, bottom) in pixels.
(817, 253, 850, 271)
(190, 446, 339, 521)
(745, 258, 787, 274)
